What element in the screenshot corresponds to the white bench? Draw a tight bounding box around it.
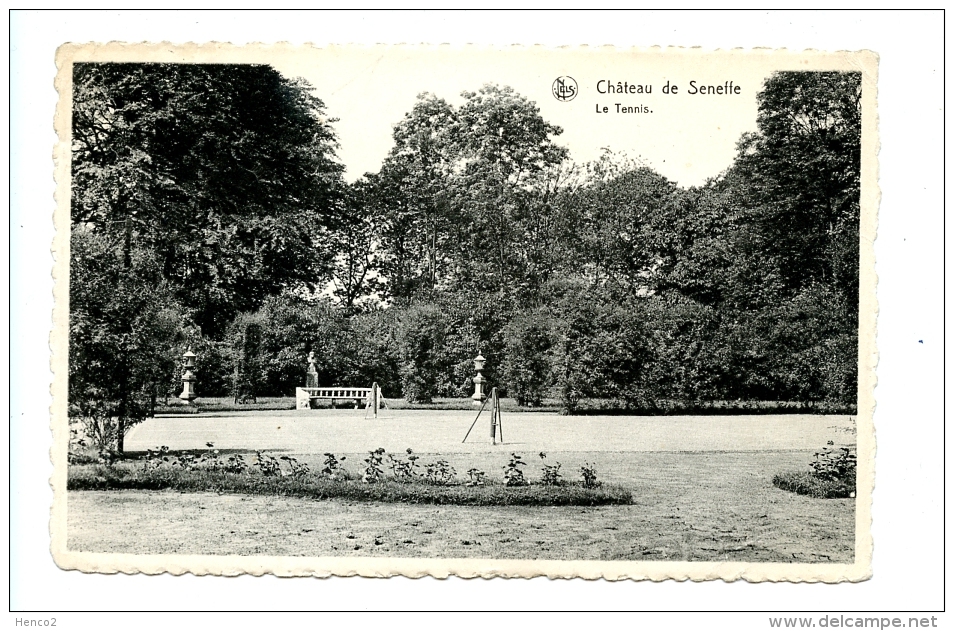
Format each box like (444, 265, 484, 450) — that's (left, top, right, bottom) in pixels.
(296, 386, 374, 410)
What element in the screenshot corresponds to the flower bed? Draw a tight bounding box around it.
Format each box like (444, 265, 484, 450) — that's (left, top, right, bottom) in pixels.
(68, 464, 632, 506)
(772, 446, 856, 499)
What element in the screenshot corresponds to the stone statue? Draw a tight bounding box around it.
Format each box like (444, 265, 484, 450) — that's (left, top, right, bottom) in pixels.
(305, 351, 319, 388)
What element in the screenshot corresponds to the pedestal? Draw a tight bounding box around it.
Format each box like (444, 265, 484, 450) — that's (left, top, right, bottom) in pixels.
(295, 388, 311, 410)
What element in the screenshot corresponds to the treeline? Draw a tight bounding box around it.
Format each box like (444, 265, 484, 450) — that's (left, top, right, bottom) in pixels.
(69, 65, 860, 447)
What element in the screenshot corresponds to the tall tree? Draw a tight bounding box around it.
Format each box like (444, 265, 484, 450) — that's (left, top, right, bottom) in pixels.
(69, 226, 188, 451)
(329, 177, 382, 312)
(449, 85, 569, 293)
(732, 71, 861, 301)
(71, 63, 345, 335)
(568, 164, 680, 294)
(375, 93, 457, 299)
(372, 85, 569, 300)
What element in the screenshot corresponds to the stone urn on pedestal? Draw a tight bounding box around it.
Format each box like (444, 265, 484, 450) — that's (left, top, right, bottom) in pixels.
(179, 347, 198, 405)
(472, 351, 487, 405)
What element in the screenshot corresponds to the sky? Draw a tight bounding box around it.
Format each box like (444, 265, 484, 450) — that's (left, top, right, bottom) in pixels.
(268, 47, 804, 187)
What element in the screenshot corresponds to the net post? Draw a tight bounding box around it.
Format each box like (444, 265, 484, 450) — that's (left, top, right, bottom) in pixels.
(497, 390, 504, 443)
(490, 387, 498, 445)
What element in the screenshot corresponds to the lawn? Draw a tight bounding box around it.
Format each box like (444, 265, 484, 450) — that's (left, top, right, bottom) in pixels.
(123, 411, 855, 454)
(153, 396, 854, 416)
(67, 450, 854, 562)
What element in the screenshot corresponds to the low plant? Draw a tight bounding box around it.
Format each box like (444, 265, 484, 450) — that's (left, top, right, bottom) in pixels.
(67, 449, 100, 466)
(321, 453, 347, 480)
(809, 446, 857, 483)
(580, 462, 599, 488)
(423, 459, 457, 485)
(95, 448, 124, 467)
(772, 471, 855, 499)
(140, 444, 251, 476)
(503, 453, 528, 487)
(69, 463, 634, 506)
(142, 445, 172, 471)
(255, 451, 282, 477)
(363, 447, 386, 483)
(773, 445, 857, 499)
(67, 426, 96, 465)
(280, 455, 310, 479)
(218, 454, 248, 475)
(388, 448, 421, 483)
(538, 452, 563, 486)
(465, 468, 486, 487)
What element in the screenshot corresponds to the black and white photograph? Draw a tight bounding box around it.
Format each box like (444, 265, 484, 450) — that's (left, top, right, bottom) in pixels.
(44, 41, 884, 586)
(10, 8, 949, 622)
(49, 44, 879, 582)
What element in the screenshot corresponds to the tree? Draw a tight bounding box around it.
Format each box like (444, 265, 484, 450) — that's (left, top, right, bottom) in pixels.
(653, 176, 786, 311)
(501, 309, 556, 406)
(375, 93, 458, 300)
(71, 62, 345, 335)
(733, 71, 861, 301)
(328, 177, 383, 312)
(567, 162, 680, 293)
(231, 318, 263, 404)
(449, 85, 569, 293)
(69, 225, 189, 451)
(372, 85, 569, 300)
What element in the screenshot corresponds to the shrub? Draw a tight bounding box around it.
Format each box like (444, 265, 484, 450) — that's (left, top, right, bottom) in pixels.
(422, 459, 456, 485)
(343, 310, 402, 399)
(772, 471, 855, 499)
(550, 287, 652, 414)
(809, 446, 857, 484)
(363, 447, 386, 483)
(501, 311, 555, 407)
(538, 452, 563, 486)
(395, 305, 447, 403)
(773, 445, 857, 499)
(231, 318, 264, 404)
(503, 453, 528, 487)
(388, 448, 421, 483)
(580, 462, 600, 488)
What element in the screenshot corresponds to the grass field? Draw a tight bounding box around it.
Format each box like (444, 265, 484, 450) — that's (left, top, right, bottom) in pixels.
(67, 449, 854, 562)
(124, 410, 855, 454)
(154, 396, 854, 416)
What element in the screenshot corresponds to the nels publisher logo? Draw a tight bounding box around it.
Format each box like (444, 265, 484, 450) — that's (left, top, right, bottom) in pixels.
(552, 76, 578, 102)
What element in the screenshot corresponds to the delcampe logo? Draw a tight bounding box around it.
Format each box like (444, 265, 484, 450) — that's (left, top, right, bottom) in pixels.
(552, 76, 578, 102)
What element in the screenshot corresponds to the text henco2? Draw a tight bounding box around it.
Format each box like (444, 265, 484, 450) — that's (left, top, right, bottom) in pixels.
(594, 80, 741, 114)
